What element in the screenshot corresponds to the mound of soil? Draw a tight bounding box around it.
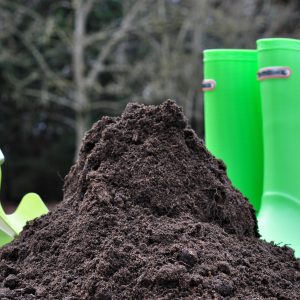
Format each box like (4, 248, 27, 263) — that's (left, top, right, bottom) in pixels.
(0, 100, 299, 299)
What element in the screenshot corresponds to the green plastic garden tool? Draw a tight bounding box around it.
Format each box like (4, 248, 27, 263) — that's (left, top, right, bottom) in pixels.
(203, 49, 263, 213)
(257, 38, 300, 257)
(0, 149, 48, 247)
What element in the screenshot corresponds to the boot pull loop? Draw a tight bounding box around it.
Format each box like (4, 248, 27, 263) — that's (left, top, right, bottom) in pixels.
(202, 79, 216, 91)
(258, 66, 291, 80)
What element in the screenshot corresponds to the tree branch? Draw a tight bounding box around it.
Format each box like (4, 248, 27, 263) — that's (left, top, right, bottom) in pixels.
(82, 0, 94, 16)
(91, 100, 124, 111)
(16, 31, 69, 89)
(85, 0, 146, 88)
(23, 89, 74, 109)
(84, 28, 112, 47)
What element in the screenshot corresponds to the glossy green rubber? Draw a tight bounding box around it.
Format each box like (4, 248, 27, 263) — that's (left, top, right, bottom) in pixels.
(0, 150, 48, 247)
(257, 38, 300, 257)
(203, 50, 263, 212)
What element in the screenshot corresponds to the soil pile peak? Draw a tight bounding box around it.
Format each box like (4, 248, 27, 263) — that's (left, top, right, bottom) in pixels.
(65, 99, 257, 237)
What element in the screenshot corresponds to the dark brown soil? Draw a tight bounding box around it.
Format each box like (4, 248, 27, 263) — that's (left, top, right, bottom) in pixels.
(0, 100, 299, 299)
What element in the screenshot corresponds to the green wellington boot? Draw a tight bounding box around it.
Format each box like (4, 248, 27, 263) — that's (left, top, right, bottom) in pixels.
(203, 49, 263, 213)
(257, 38, 300, 257)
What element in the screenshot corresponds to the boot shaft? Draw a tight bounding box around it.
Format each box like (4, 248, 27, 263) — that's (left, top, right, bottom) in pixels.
(203, 49, 263, 212)
(257, 38, 300, 257)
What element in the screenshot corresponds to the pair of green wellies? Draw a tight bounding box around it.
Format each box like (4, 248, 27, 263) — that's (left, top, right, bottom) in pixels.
(203, 38, 300, 257)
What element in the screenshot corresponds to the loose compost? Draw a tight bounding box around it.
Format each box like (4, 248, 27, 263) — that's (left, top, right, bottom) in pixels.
(0, 100, 299, 299)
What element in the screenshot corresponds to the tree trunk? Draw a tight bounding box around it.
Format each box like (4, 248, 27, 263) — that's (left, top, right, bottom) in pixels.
(74, 110, 89, 160)
(72, 0, 90, 161)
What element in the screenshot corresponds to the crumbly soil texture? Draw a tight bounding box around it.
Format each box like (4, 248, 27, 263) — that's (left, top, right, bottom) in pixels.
(0, 100, 299, 299)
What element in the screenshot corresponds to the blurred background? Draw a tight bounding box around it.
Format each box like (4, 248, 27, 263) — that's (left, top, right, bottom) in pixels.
(0, 0, 299, 209)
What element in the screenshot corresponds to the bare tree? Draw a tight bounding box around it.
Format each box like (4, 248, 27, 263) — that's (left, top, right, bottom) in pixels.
(0, 0, 299, 160)
(0, 0, 147, 159)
